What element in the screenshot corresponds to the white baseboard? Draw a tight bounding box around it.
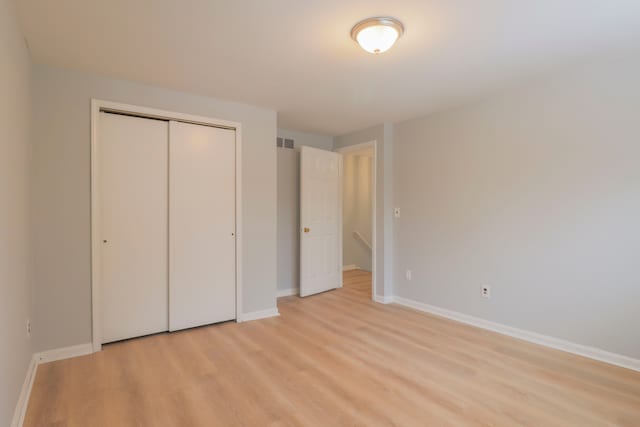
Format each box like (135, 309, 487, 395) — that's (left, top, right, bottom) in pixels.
(35, 343, 94, 364)
(392, 296, 640, 372)
(10, 355, 38, 427)
(277, 287, 299, 297)
(342, 264, 359, 271)
(12, 342, 94, 426)
(373, 294, 394, 304)
(242, 307, 280, 322)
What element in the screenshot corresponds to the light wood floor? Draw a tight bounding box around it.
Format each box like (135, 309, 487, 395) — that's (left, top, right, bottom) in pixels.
(26, 270, 640, 426)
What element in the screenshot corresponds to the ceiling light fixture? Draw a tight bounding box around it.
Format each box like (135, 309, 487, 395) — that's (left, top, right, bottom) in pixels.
(351, 16, 404, 54)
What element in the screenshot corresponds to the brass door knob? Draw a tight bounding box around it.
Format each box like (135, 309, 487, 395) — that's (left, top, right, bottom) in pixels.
(303, 227, 310, 233)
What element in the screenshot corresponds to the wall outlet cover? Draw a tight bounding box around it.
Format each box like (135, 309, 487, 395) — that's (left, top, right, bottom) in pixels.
(481, 286, 491, 299)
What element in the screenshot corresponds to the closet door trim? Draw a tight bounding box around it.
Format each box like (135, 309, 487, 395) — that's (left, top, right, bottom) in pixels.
(90, 99, 244, 352)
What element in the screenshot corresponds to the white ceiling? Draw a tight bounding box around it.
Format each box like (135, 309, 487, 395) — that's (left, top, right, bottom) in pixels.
(17, 0, 640, 135)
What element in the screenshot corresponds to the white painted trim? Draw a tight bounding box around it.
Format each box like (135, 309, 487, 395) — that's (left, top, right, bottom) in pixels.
(11, 342, 94, 426)
(35, 343, 94, 364)
(234, 124, 244, 323)
(93, 100, 240, 129)
(90, 99, 101, 352)
(338, 153, 343, 288)
(10, 355, 37, 427)
(277, 288, 299, 297)
(336, 141, 377, 301)
(335, 141, 377, 154)
(373, 295, 394, 304)
(392, 296, 640, 372)
(342, 264, 359, 271)
(352, 230, 372, 250)
(242, 308, 280, 322)
(91, 99, 244, 347)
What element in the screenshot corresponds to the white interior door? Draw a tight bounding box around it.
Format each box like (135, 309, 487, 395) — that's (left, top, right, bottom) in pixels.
(300, 146, 342, 297)
(169, 121, 236, 331)
(99, 112, 169, 343)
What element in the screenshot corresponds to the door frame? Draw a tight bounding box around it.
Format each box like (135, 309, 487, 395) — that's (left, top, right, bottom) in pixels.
(335, 141, 377, 300)
(90, 99, 243, 352)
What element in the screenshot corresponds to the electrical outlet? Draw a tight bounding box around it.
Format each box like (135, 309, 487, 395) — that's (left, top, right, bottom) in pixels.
(405, 269, 412, 281)
(481, 285, 491, 299)
(27, 319, 31, 338)
(394, 207, 401, 218)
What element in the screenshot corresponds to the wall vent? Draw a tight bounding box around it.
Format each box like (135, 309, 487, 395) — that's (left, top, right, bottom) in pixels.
(276, 137, 295, 149)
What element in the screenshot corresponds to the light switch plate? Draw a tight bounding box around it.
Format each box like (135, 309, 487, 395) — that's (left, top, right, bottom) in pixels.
(394, 207, 401, 218)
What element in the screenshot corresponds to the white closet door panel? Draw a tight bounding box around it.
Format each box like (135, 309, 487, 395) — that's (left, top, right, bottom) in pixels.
(169, 121, 236, 331)
(99, 112, 169, 343)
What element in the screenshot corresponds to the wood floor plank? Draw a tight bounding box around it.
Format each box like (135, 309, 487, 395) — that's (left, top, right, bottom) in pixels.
(24, 270, 640, 426)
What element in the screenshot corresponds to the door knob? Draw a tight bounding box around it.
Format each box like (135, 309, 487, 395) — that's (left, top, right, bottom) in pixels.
(303, 227, 310, 233)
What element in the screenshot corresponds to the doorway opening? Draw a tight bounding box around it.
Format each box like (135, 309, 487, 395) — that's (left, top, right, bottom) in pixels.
(336, 141, 376, 300)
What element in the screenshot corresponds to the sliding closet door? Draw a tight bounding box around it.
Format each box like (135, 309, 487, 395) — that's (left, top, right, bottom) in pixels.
(169, 121, 236, 331)
(99, 112, 169, 343)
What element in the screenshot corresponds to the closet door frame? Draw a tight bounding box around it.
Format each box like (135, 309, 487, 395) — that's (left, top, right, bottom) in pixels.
(90, 99, 244, 352)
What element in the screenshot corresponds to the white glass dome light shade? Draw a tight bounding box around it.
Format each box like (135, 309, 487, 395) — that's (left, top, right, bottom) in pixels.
(351, 17, 404, 54)
(356, 25, 399, 54)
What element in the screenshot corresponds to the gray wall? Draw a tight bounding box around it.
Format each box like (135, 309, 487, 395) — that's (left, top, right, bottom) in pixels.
(277, 128, 333, 150)
(334, 124, 394, 297)
(277, 148, 300, 292)
(0, 0, 34, 424)
(32, 65, 278, 351)
(343, 152, 373, 271)
(393, 52, 640, 359)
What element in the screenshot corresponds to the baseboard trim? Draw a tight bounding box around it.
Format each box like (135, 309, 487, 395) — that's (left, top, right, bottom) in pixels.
(373, 294, 394, 304)
(277, 287, 299, 297)
(12, 342, 94, 426)
(35, 343, 94, 364)
(242, 308, 280, 322)
(392, 296, 640, 372)
(342, 264, 359, 271)
(10, 355, 38, 427)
